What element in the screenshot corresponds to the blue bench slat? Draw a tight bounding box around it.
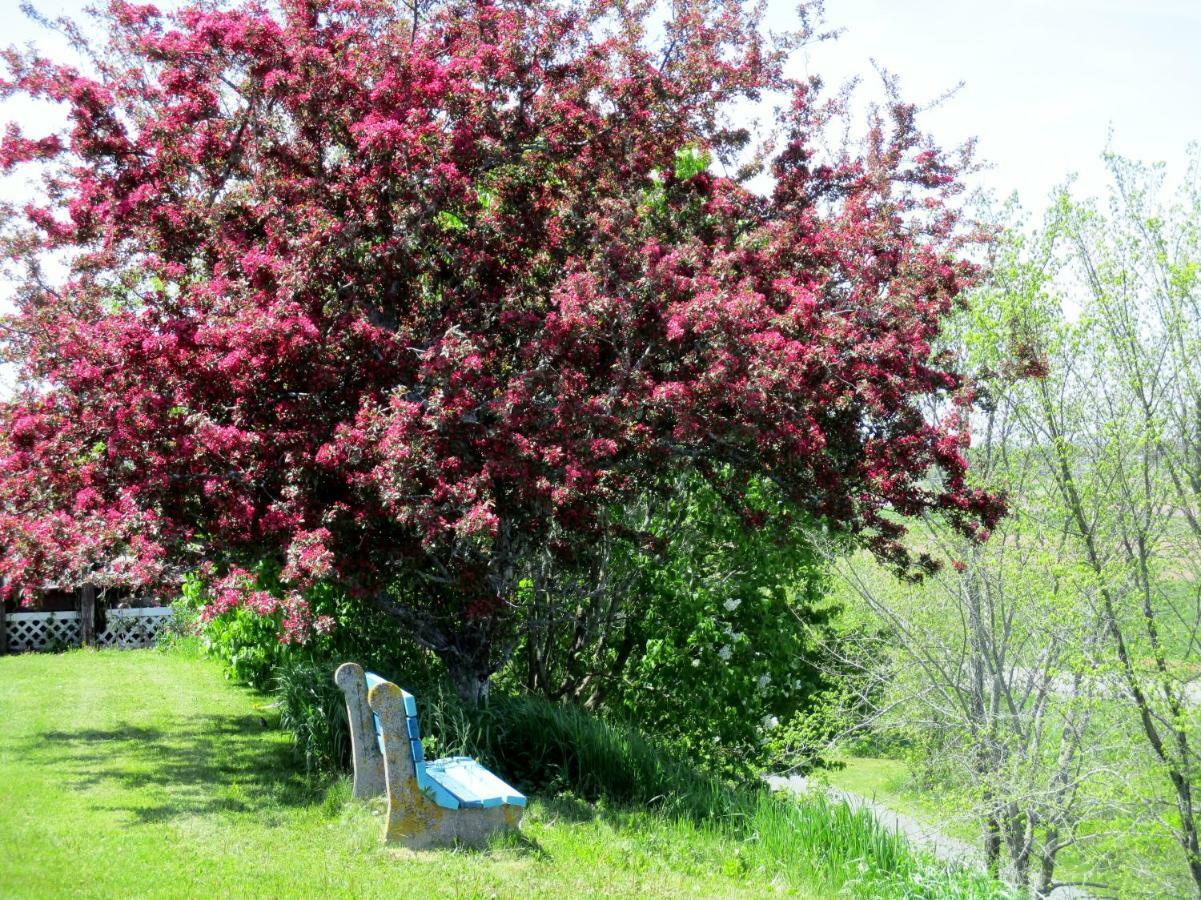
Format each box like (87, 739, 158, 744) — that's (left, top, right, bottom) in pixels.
(425, 757, 527, 809)
(422, 778, 462, 809)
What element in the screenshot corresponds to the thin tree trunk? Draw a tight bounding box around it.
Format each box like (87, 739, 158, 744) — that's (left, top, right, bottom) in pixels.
(1036, 379, 1201, 895)
(982, 802, 1002, 876)
(79, 584, 96, 647)
(1034, 827, 1058, 898)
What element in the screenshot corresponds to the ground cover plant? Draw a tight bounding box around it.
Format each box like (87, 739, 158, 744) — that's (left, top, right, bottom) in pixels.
(0, 0, 1001, 702)
(0, 646, 1005, 898)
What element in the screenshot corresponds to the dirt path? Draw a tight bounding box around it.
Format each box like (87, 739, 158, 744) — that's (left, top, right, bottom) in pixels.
(765, 773, 1090, 898)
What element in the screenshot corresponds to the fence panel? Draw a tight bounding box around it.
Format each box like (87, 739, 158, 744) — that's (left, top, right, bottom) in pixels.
(4, 608, 173, 652)
(96, 607, 174, 648)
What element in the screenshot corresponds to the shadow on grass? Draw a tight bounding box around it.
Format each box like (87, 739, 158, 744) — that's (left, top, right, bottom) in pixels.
(478, 825, 548, 860)
(29, 715, 322, 824)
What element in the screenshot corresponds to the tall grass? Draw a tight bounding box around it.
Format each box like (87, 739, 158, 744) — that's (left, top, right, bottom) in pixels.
(274, 658, 351, 775)
(421, 687, 730, 817)
(417, 685, 1005, 896)
(744, 791, 1006, 896)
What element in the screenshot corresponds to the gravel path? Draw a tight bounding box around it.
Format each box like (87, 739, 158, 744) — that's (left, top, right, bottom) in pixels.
(765, 773, 1090, 898)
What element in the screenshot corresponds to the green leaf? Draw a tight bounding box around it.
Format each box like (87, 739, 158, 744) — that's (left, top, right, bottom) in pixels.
(435, 210, 468, 232)
(476, 186, 499, 214)
(673, 144, 711, 181)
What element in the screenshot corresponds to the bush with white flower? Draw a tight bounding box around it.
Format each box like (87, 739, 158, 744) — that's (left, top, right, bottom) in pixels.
(597, 476, 841, 778)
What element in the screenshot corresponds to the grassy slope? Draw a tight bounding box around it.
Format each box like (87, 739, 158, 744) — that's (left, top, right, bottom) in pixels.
(0, 649, 811, 898)
(822, 758, 977, 843)
(824, 756, 1188, 897)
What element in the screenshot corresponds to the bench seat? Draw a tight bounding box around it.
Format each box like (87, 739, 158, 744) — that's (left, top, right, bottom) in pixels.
(425, 756, 527, 809)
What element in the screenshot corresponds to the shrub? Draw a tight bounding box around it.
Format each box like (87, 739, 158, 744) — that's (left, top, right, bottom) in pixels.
(511, 476, 843, 778)
(203, 605, 297, 688)
(174, 572, 291, 687)
(181, 568, 442, 690)
(275, 658, 351, 776)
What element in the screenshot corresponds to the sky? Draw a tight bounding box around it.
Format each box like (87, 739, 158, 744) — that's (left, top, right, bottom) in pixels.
(1, 0, 1199, 392)
(790, 0, 1201, 204)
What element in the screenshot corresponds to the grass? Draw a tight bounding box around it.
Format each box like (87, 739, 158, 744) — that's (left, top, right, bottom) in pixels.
(824, 754, 1191, 898)
(0, 647, 1002, 898)
(821, 757, 979, 845)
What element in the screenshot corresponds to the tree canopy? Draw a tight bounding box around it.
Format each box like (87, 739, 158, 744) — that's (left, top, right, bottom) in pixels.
(0, 0, 1001, 697)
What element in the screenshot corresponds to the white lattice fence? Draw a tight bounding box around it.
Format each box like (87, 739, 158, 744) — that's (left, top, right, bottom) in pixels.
(5, 611, 81, 651)
(4, 607, 174, 652)
(96, 607, 174, 648)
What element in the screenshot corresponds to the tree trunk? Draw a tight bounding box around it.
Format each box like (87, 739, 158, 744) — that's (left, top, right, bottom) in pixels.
(1003, 804, 1030, 889)
(1033, 828, 1058, 899)
(79, 584, 96, 647)
(982, 805, 1002, 876)
(0, 599, 7, 655)
(445, 651, 493, 706)
(368, 590, 514, 706)
(440, 622, 513, 706)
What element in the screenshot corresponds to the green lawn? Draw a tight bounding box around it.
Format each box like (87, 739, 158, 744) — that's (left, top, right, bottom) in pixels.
(0, 648, 1012, 898)
(2, 647, 817, 898)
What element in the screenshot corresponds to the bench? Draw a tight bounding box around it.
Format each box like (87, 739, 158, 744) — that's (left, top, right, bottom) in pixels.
(334, 662, 525, 847)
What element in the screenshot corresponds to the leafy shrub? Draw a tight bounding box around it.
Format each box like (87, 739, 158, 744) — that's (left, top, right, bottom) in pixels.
(275, 658, 351, 776)
(527, 477, 842, 778)
(203, 605, 296, 687)
(180, 568, 441, 690)
(181, 480, 845, 781)
(174, 572, 292, 687)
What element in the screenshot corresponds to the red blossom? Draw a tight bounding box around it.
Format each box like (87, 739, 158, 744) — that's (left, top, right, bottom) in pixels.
(0, 0, 1002, 660)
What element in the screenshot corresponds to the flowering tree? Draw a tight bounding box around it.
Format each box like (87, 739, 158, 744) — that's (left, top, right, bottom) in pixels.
(0, 0, 1001, 700)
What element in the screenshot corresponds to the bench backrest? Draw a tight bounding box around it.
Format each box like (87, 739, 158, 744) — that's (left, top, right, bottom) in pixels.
(364, 671, 428, 788)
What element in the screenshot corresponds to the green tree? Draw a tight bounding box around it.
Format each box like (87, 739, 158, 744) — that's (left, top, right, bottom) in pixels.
(831, 151, 1201, 895)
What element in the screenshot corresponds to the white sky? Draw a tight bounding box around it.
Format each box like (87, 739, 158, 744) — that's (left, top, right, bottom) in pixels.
(792, 0, 1201, 203)
(1, 0, 1199, 392)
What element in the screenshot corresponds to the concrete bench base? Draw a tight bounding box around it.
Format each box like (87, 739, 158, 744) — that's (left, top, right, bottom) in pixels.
(334, 662, 524, 848)
(377, 777, 523, 848)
